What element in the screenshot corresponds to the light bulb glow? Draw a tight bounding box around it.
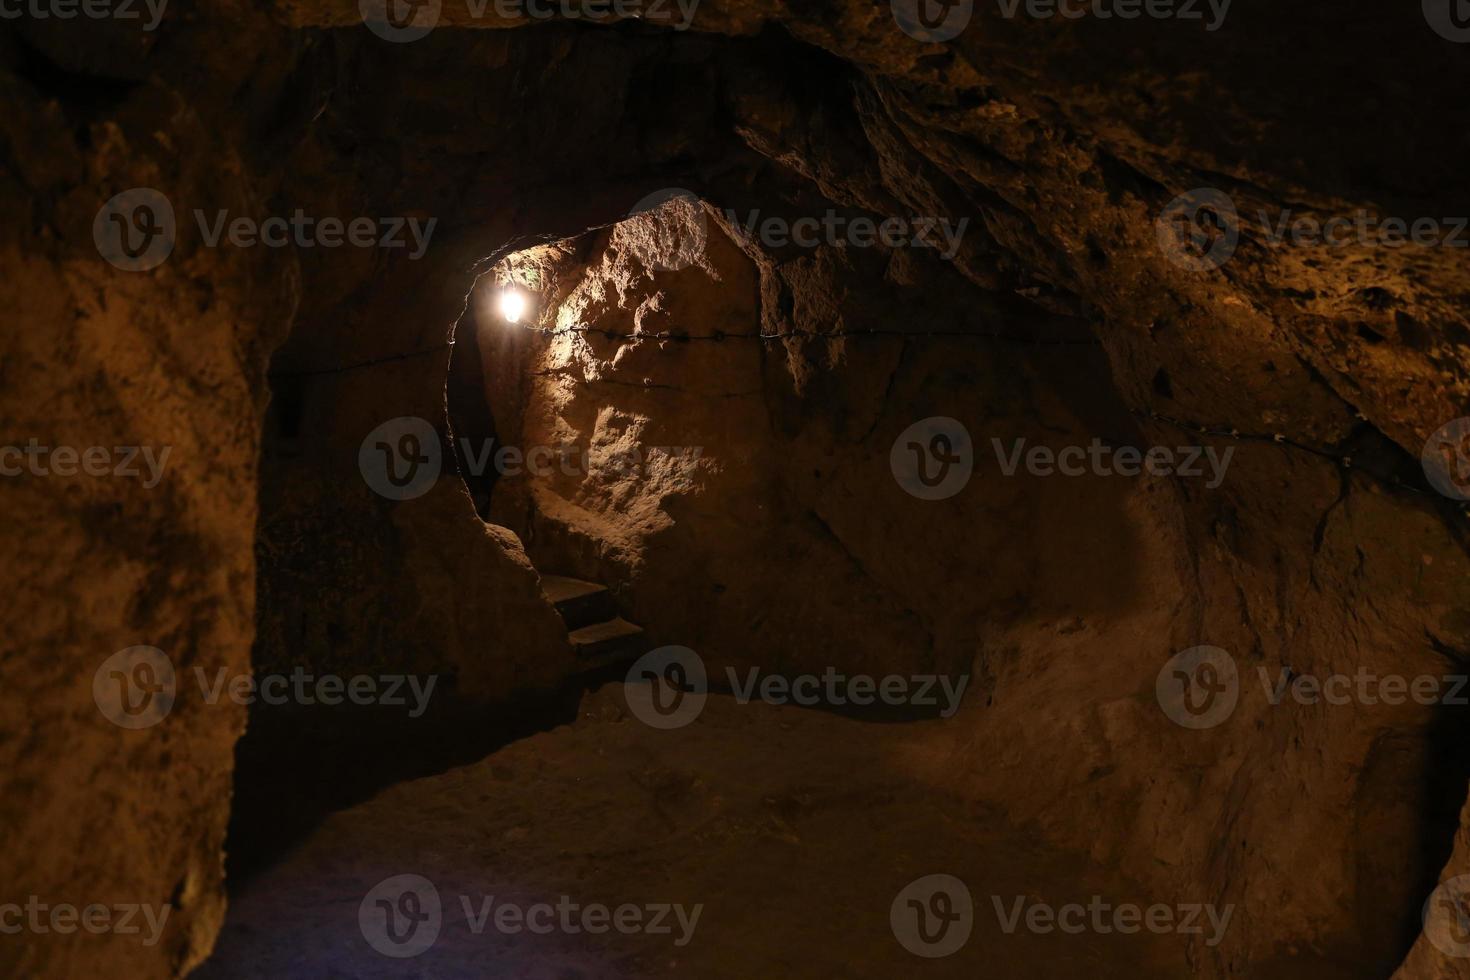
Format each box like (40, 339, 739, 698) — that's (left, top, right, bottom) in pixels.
(498, 288, 528, 323)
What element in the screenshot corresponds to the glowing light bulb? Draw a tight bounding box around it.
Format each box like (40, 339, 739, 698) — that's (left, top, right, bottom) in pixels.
(498, 288, 528, 324)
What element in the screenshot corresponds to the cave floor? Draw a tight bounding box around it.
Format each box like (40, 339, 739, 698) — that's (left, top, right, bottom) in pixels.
(198, 685, 1192, 978)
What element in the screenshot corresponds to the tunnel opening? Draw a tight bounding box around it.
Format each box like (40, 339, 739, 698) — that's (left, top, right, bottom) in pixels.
(224, 351, 590, 890)
(222, 192, 756, 893)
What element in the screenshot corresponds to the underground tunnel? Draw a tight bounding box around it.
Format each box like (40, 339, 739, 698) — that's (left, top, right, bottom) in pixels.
(4, 2, 1470, 979)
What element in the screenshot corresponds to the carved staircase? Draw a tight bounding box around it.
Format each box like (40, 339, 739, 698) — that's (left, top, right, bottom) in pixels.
(539, 574, 646, 672)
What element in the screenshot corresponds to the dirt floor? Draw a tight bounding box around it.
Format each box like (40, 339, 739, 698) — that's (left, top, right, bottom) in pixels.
(194, 684, 1204, 978)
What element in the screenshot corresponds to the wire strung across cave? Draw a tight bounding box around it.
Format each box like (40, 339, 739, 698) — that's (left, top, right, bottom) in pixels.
(543, 325, 1459, 505)
(1136, 408, 1464, 507)
(263, 324, 1099, 379)
(537, 324, 1101, 346)
(261, 330, 1464, 512)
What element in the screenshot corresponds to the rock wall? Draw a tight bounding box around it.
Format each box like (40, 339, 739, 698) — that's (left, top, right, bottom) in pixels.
(254, 246, 574, 701)
(0, 8, 298, 975)
(465, 198, 1470, 976)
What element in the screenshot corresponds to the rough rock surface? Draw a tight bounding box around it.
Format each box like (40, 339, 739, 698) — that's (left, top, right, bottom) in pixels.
(2, 2, 1468, 978)
(466, 203, 1470, 977)
(198, 686, 1191, 978)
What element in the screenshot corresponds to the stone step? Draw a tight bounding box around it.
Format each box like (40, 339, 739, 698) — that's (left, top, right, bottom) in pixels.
(568, 617, 644, 665)
(541, 574, 618, 631)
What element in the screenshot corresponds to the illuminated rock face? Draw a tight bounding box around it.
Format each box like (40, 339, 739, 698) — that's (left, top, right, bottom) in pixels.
(2, 6, 1469, 979)
(458, 202, 1470, 980)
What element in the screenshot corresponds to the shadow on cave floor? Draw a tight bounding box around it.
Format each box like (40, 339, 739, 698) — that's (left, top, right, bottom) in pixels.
(199, 684, 1386, 980)
(224, 681, 585, 891)
(201, 685, 1185, 979)
(223, 658, 979, 898)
